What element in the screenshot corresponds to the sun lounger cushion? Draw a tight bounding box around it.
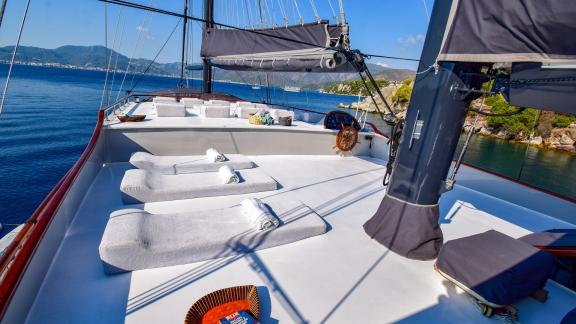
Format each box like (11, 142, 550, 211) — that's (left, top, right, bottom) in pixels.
(155, 102, 186, 117)
(153, 96, 177, 104)
(120, 168, 278, 203)
(237, 107, 260, 119)
(99, 200, 329, 274)
(181, 98, 205, 108)
(435, 230, 553, 307)
(201, 104, 231, 118)
(129, 152, 255, 174)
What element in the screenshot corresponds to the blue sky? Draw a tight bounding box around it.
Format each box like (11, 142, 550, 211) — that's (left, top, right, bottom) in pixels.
(0, 0, 433, 70)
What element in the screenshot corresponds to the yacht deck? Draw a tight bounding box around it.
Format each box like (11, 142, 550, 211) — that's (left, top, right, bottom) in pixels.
(25, 155, 576, 323)
(105, 101, 328, 132)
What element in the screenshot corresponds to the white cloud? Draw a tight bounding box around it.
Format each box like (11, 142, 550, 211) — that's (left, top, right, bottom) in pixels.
(376, 63, 389, 68)
(397, 34, 425, 47)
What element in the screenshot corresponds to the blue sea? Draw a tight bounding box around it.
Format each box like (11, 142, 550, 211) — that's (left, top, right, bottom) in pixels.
(0, 64, 574, 235)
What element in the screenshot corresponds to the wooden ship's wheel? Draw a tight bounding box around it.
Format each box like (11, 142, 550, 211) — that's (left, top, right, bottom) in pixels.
(333, 123, 360, 156)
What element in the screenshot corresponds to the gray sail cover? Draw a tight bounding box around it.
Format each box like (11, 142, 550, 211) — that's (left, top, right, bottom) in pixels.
(437, 0, 576, 63)
(201, 22, 355, 72)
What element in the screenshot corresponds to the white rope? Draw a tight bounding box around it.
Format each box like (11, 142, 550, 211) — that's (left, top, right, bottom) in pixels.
(102, 6, 125, 106)
(422, 0, 430, 21)
(276, 0, 288, 26)
(292, 0, 303, 25)
(0, 0, 32, 118)
(308, 0, 320, 23)
(326, 0, 338, 23)
(99, 3, 111, 109)
(116, 0, 155, 101)
(245, 0, 254, 29)
(107, 8, 128, 104)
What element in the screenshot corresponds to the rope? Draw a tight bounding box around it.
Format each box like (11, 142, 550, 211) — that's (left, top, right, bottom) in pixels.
(292, 0, 303, 24)
(326, 0, 338, 24)
(276, 0, 288, 26)
(446, 95, 487, 190)
(128, 20, 181, 93)
(0, 0, 32, 118)
(117, 0, 155, 100)
(108, 9, 128, 104)
(308, 0, 320, 23)
(99, 3, 110, 109)
(422, 0, 430, 21)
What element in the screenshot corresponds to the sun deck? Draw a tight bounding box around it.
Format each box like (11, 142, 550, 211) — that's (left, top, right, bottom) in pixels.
(24, 154, 576, 323)
(104, 101, 328, 132)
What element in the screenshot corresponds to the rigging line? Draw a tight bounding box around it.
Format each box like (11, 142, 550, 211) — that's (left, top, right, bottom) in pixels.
(128, 19, 181, 93)
(422, 0, 430, 21)
(363, 53, 420, 62)
(108, 7, 128, 104)
(308, 0, 320, 23)
(276, 0, 288, 26)
(117, 1, 154, 101)
(326, 0, 338, 24)
(262, 0, 274, 27)
(240, 0, 247, 28)
(0, 0, 31, 118)
(257, 0, 264, 25)
(98, 0, 419, 63)
(292, 0, 303, 25)
(103, 6, 125, 105)
(99, 2, 110, 109)
(245, 0, 254, 29)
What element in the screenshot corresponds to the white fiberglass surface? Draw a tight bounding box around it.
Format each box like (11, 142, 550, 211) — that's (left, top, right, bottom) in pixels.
(25, 155, 576, 324)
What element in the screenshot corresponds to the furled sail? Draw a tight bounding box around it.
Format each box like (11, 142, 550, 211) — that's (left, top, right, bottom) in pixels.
(201, 21, 355, 73)
(437, 0, 576, 63)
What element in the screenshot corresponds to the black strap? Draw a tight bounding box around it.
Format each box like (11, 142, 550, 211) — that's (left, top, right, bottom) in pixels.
(384, 120, 403, 186)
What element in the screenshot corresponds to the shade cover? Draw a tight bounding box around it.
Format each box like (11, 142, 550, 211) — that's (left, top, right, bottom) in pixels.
(437, 0, 576, 63)
(201, 22, 355, 72)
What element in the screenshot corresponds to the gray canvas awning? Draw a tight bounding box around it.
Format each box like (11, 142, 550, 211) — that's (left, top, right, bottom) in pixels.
(437, 0, 576, 63)
(201, 22, 355, 72)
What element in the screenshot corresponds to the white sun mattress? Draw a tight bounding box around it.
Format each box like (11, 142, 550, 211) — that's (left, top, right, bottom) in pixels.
(129, 152, 255, 174)
(99, 199, 328, 274)
(120, 168, 278, 203)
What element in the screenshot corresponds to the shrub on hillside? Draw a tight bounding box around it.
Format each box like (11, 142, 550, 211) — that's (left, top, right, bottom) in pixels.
(485, 95, 537, 139)
(392, 83, 413, 103)
(552, 114, 576, 128)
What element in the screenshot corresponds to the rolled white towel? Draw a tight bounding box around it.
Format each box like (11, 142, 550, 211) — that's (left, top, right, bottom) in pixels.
(218, 165, 239, 184)
(241, 198, 280, 231)
(206, 148, 226, 162)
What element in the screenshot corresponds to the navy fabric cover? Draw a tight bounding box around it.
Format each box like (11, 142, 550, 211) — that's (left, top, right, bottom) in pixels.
(436, 230, 553, 306)
(519, 229, 576, 248)
(561, 308, 576, 324)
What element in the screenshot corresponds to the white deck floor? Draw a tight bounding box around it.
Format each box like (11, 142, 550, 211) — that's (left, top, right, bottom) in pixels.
(26, 155, 576, 323)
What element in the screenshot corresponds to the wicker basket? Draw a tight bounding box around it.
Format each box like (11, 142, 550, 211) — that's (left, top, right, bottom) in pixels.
(184, 285, 260, 324)
(117, 114, 146, 122)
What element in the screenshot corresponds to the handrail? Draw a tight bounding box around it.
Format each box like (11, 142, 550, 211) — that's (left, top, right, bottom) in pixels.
(0, 110, 105, 319)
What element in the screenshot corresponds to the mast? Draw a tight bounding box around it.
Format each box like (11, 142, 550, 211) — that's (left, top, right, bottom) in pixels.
(179, 0, 188, 88)
(202, 0, 214, 93)
(363, 0, 485, 260)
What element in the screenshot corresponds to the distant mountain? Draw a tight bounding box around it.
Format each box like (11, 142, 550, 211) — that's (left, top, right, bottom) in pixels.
(0, 45, 414, 87)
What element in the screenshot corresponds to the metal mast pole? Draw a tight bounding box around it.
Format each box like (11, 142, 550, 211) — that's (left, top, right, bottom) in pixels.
(202, 0, 214, 93)
(179, 0, 188, 88)
(0, 0, 8, 29)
